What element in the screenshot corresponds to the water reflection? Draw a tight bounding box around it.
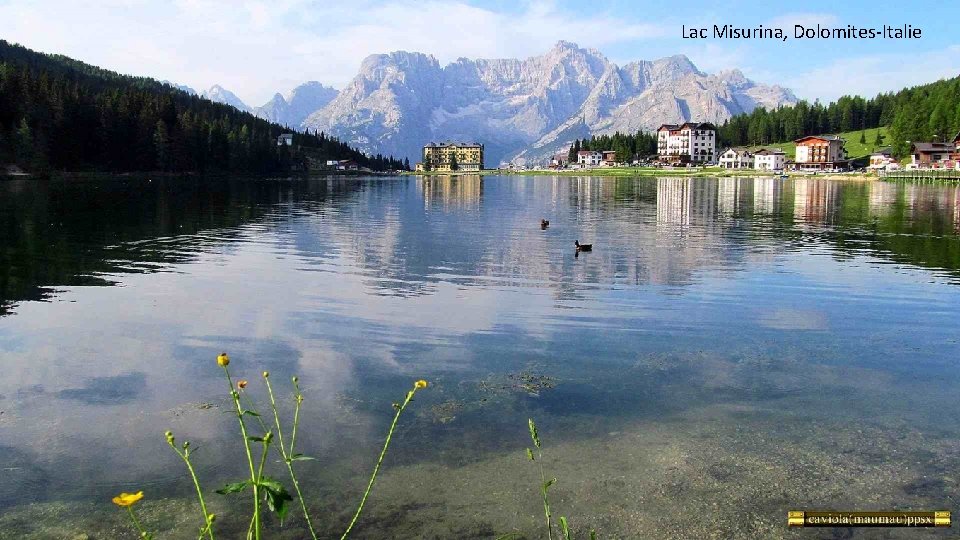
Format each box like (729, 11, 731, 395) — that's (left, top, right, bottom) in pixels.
(4, 176, 960, 316)
(2, 175, 960, 538)
(421, 175, 483, 210)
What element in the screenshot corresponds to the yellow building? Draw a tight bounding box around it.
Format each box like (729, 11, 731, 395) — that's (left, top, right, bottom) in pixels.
(421, 142, 484, 172)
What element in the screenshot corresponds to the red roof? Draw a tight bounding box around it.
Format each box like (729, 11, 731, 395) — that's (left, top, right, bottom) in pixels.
(794, 135, 843, 144)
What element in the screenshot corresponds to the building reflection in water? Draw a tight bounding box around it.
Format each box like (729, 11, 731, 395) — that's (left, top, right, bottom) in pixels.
(752, 177, 781, 215)
(420, 175, 483, 210)
(792, 178, 841, 226)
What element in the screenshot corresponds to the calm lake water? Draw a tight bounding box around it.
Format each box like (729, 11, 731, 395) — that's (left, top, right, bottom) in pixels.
(2, 175, 960, 539)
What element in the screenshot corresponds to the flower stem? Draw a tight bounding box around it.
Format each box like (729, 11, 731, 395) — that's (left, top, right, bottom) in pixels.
(265, 377, 318, 539)
(239, 392, 269, 433)
(537, 449, 553, 540)
(171, 445, 215, 540)
(290, 378, 304, 453)
(340, 386, 419, 540)
(126, 506, 152, 540)
(223, 365, 261, 540)
(256, 435, 270, 487)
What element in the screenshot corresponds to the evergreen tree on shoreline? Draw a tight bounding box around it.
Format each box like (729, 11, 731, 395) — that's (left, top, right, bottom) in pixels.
(716, 75, 960, 157)
(0, 39, 410, 174)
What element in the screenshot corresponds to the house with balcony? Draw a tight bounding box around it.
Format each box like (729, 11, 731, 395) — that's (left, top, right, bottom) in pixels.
(793, 135, 848, 171)
(911, 141, 955, 168)
(657, 122, 716, 165)
(868, 147, 898, 170)
(718, 147, 753, 169)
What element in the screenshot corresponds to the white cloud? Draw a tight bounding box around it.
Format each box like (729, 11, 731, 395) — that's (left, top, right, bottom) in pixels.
(679, 42, 749, 74)
(0, 0, 667, 106)
(785, 45, 960, 102)
(2, 1, 953, 109)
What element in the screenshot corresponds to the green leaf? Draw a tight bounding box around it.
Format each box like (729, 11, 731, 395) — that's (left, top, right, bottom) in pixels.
(590, 529, 597, 540)
(215, 481, 249, 494)
(528, 418, 541, 448)
(262, 481, 293, 521)
(525, 448, 535, 461)
(258, 475, 284, 493)
(560, 516, 571, 540)
(544, 478, 556, 490)
(241, 410, 261, 417)
(247, 435, 265, 442)
(290, 453, 315, 461)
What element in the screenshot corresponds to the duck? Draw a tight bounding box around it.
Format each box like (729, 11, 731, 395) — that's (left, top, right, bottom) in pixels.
(575, 240, 592, 252)
(540, 219, 550, 229)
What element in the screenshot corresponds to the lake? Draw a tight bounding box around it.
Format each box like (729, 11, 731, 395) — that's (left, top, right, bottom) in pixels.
(1, 175, 960, 539)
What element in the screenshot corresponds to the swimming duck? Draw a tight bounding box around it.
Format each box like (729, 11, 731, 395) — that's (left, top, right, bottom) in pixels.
(540, 219, 550, 229)
(575, 240, 592, 252)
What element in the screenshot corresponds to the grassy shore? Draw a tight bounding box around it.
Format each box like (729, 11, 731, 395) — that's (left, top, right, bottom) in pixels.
(747, 126, 892, 161)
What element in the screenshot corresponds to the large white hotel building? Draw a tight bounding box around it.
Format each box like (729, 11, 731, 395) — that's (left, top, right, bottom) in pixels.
(657, 122, 717, 164)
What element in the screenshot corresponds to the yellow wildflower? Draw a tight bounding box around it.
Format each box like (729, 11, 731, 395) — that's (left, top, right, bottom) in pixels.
(262, 371, 270, 378)
(217, 352, 230, 366)
(237, 379, 248, 390)
(112, 491, 144, 507)
(414, 379, 428, 389)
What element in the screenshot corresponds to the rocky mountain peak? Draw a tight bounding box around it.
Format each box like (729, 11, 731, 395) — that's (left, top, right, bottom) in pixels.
(359, 50, 440, 74)
(252, 83, 339, 127)
(301, 44, 797, 166)
(717, 69, 749, 87)
(653, 54, 700, 78)
(201, 85, 250, 112)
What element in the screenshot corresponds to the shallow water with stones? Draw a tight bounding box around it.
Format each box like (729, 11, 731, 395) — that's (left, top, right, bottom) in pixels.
(1, 174, 960, 539)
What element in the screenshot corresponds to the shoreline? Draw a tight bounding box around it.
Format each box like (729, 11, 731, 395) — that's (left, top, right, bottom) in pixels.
(408, 168, 880, 181)
(0, 169, 405, 181)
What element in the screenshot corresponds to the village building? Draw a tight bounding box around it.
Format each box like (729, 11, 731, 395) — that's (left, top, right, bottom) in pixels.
(577, 150, 603, 167)
(277, 133, 293, 146)
(868, 147, 898, 170)
(793, 135, 848, 171)
(753, 148, 786, 171)
(718, 148, 754, 169)
(602, 151, 618, 166)
(657, 122, 716, 164)
(954, 131, 960, 168)
(421, 142, 484, 172)
(550, 153, 568, 168)
(911, 142, 955, 168)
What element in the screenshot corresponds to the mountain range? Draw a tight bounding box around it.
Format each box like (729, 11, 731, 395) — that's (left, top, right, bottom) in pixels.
(190, 41, 797, 166)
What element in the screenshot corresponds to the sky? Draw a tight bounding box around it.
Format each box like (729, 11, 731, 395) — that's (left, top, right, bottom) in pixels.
(0, 0, 956, 107)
